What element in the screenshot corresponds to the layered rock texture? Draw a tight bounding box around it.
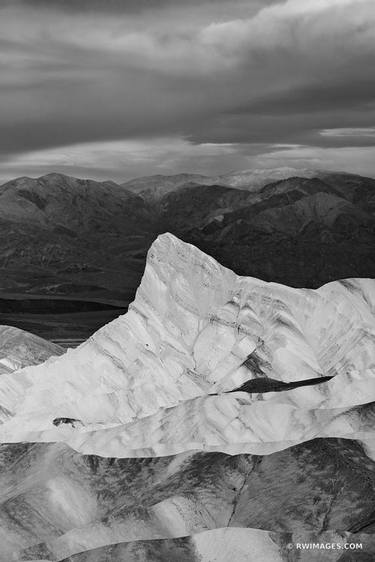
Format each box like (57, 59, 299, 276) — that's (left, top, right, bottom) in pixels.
(0, 234, 374, 561)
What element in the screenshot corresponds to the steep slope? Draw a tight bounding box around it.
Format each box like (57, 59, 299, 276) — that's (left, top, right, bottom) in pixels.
(0, 235, 374, 560)
(0, 325, 64, 373)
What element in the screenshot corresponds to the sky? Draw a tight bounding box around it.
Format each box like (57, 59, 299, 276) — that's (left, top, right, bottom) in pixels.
(1, 0, 375, 183)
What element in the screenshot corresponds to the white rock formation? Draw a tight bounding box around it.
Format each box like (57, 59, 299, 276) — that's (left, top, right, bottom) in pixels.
(0, 234, 373, 451)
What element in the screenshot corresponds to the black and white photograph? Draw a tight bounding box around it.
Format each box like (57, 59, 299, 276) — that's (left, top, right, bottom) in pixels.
(0, 0, 375, 560)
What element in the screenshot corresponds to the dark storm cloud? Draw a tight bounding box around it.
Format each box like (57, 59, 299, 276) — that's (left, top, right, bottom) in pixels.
(17, 0, 171, 9)
(10, 0, 277, 13)
(28, 0, 217, 8)
(232, 79, 375, 117)
(192, 105, 375, 147)
(1, 0, 375, 180)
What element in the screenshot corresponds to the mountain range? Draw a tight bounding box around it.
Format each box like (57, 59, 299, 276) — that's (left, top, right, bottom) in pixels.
(0, 168, 374, 340)
(121, 166, 318, 198)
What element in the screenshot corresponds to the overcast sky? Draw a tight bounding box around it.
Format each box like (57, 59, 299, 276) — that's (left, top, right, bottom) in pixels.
(1, 0, 375, 183)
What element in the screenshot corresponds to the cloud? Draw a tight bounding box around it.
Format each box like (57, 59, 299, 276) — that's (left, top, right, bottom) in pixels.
(0, 0, 374, 178)
(13, 0, 265, 14)
(320, 127, 375, 137)
(0, 138, 253, 184)
(253, 144, 375, 177)
(3, 137, 374, 185)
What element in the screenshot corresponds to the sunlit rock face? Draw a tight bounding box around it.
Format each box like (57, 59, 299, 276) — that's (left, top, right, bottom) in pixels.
(0, 234, 373, 438)
(0, 234, 374, 561)
(0, 325, 64, 374)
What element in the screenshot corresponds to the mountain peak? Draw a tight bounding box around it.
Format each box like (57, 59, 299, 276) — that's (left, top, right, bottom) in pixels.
(38, 172, 72, 181)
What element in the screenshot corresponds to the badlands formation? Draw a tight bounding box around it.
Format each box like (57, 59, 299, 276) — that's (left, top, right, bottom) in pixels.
(0, 234, 375, 560)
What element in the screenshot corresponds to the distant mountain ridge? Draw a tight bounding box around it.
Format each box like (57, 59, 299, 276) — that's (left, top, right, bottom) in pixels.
(122, 166, 319, 200)
(121, 172, 218, 200)
(0, 169, 374, 337)
(0, 172, 146, 229)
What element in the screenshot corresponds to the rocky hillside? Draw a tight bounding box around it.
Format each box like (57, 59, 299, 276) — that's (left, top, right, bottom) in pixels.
(169, 174, 375, 287)
(0, 173, 156, 304)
